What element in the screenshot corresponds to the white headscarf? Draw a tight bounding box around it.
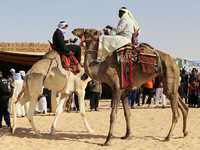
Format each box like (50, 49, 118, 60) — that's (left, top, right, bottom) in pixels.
(119, 8, 140, 34)
(19, 70, 26, 77)
(14, 73, 22, 80)
(58, 21, 68, 35)
(10, 68, 15, 73)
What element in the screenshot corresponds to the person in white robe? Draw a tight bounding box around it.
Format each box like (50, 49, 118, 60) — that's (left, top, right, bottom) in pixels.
(9, 73, 28, 117)
(51, 91, 60, 113)
(36, 87, 47, 114)
(96, 7, 140, 63)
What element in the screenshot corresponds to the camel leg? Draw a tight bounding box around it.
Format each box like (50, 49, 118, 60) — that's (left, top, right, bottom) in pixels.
(26, 95, 42, 136)
(66, 94, 72, 112)
(11, 96, 28, 134)
(120, 92, 131, 140)
(178, 96, 189, 137)
(77, 90, 94, 133)
(50, 94, 68, 135)
(165, 94, 179, 141)
(103, 88, 121, 146)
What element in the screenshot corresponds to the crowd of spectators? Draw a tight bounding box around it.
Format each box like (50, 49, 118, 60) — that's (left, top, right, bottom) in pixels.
(128, 67, 200, 109)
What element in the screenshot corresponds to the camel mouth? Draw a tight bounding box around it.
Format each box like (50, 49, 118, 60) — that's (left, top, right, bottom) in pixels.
(71, 30, 76, 35)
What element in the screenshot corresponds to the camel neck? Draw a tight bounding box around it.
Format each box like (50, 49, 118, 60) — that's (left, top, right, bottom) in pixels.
(84, 40, 103, 80)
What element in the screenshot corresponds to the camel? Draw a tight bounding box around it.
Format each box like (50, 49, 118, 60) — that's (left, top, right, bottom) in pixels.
(72, 28, 189, 146)
(11, 49, 94, 136)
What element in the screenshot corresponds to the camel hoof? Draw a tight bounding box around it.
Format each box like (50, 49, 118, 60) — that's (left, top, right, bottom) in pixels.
(101, 142, 110, 146)
(164, 137, 170, 142)
(120, 136, 130, 140)
(36, 131, 43, 137)
(88, 129, 94, 133)
(184, 132, 188, 137)
(10, 127, 14, 134)
(37, 133, 43, 137)
(50, 130, 57, 135)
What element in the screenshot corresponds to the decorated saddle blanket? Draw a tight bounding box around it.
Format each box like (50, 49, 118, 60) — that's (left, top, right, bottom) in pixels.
(115, 43, 158, 89)
(61, 53, 80, 74)
(48, 41, 80, 74)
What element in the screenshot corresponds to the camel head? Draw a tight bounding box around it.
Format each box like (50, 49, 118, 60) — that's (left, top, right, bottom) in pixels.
(72, 28, 101, 42)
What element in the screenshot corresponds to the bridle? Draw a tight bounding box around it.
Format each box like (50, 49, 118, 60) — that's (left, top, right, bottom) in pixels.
(80, 30, 100, 53)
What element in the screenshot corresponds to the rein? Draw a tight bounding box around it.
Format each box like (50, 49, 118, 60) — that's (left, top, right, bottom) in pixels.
(43, 53, 59, 82)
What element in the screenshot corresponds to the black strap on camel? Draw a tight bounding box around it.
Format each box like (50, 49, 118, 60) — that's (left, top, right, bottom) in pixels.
(43, 41, 60, 83)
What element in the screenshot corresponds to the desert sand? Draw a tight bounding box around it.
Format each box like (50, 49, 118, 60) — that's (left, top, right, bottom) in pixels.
(0, 99, 200, 150)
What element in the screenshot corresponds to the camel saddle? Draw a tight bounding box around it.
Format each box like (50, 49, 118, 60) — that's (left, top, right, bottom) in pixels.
(115, 43, 158, 88)
(138, 53, 158, 73)
(48, 41, 80, 74)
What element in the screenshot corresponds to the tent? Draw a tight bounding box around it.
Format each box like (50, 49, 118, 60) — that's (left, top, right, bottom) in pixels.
(0, 50, 45, 75)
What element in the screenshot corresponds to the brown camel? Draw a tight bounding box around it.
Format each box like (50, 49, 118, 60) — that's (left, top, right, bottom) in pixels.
(72, 28, 189, 146)
(11, 49, 94, 135)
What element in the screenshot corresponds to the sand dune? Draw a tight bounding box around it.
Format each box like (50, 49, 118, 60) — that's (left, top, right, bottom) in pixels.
(0, 99, 200, 150)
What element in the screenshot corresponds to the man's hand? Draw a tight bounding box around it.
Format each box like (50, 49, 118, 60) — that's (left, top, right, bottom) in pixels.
(106, 25, 113, 30)
(71, 38, 78, 43)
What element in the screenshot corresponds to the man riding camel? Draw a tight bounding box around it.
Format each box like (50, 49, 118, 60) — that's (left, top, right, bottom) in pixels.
(53, 21, 82, 65)
(96, 7, 140, 63)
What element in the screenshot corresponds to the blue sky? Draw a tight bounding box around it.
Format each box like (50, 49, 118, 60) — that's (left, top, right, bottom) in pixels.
(0, 0, 199, 59)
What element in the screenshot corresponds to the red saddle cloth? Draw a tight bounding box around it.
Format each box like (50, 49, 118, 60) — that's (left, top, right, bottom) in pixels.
(61, 53, 80, 74)
(115, 43, 158, 89)
(48, 41, 80, 74)
(115, 43, 143, 89)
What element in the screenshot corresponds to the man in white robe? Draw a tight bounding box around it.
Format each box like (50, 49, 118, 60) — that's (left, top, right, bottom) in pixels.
(36, 87, 47, 114)
(9, 73, 28, 117)
(96, 7, 140, 63)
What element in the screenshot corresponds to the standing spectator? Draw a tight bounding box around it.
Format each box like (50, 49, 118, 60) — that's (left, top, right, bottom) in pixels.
(36, 87, 48, 114)
(198, 72, 200, 107)
(0, 71, 11, 129)
(128, 89, 137, 109)
(189, 68, 198, 84)
(74, 93, 79, 112)
(180, 69, 189, 103)
(188, 79, 199, 107)
(7, 76, 13, 97)
(45, 89, 51, 112)
(10, 68, 17, 81)
(19, 70, 26, 80)
(9, 73, 26, 117)
(89, 80, 102, 111)
(142, 79, 155, 107)
(135, 87, 141, 106)
(155, 75, 166, 108)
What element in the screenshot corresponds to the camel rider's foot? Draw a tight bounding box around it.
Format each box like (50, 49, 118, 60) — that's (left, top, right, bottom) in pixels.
(95, 58, 103, 63)
(80, 62, 84, 67)
(81, 73, 88, 81)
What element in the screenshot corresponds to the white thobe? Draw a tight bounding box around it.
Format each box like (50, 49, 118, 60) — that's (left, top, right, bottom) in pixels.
(155, 88, 166, 106)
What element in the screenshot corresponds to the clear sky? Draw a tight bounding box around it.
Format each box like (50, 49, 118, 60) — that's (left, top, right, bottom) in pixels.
(0, 0, 199, 59)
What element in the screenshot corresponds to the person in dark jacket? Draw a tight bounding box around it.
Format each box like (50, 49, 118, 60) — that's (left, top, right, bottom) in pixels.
(0, 71, 11, 129)
(52, 21, 82, 64)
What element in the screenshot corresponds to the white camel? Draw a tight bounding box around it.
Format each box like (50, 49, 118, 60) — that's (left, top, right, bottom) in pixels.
(11, 49, 94, 136)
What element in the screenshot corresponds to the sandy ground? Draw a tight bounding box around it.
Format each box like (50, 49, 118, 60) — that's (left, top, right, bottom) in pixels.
(0, 99, 200, 150)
